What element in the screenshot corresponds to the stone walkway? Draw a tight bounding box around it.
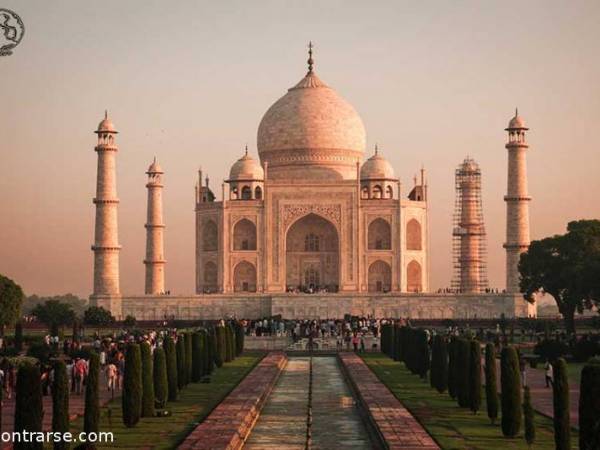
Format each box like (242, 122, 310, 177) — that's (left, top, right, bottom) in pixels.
(340, 353, 439, 450)
(244, 356, 371, 449)
(178, 352, 286, 450)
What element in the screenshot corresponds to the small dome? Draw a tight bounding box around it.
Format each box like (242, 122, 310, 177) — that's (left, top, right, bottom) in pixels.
(229, 149, 264, 181)
(147, 157, 163, 174)
(96, 111, 117, 133)
(361, 147, 395, 180)
(506, 109, 528, 130)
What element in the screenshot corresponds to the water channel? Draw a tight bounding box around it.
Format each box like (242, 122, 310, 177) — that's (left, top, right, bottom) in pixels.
(243, 356, 372, 449)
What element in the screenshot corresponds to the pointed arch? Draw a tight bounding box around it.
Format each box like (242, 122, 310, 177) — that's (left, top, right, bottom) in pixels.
(406, 218, 422, 251)
(407, 260, 422, 292)
(368, 260, 391, 292)
(203, 261, 218, 292)
(368, 218, 391, 250)
(203, 220, 218, 251)
(233, 218, 256, 250)
(233, 261, 256, 292)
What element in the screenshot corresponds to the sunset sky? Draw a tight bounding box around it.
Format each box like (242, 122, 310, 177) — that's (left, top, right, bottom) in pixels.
(1, 0, 599, 298)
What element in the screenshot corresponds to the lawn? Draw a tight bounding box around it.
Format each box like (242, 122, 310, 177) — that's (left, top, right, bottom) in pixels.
(362, 353, 579, 450)
(67, 353, 263, 450)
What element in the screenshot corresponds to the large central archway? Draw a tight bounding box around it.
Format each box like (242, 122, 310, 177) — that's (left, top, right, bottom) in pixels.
(285, 213, 339, 292)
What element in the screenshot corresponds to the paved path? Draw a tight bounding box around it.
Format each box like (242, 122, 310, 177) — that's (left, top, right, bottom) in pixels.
(340, 353, 439, 450)
(244, 356, 371, 449)
(494, 360, 580, 428)
(178, 352, 286, 450)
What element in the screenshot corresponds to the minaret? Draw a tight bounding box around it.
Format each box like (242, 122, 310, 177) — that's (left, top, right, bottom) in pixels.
(144, 158, 166, 294)
(452, 157, 488, 293)
(91, 111, 121, 310)
(504, 109, 531, 293)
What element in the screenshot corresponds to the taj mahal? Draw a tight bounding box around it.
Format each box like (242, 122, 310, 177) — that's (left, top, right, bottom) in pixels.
(90, 46, 536, 321)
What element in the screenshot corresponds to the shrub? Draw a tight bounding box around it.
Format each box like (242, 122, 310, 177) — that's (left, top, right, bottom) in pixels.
(523, 386, 535, 449)
(84, 352, 100, 434)
(122, 344, 142, 428)
(234, 321, 244, 356)
(448, 337, 458, 400)
(214, 327, 224, 368)
(14, 363, 43, 450)
(534, 339, 569, 361)
(552, 358, 571, 450)
(52, 361, 70, 450)
(27, 342, 52, 363)
(579, 357, 600, 450)
(153, 347, 168, 409)
(123, 315, 136, 328)
(185, 333, 193, 383)
(469, 340, 481, 414)
(191, 332, 202, 382)
(416, 329, 430, 379)
(484, 343, 499, 424)
(176, 335, 187, 389)
(572, 337, 600, 363)
(500, 346, 522, 437)
(163, 337, 178, 402)
(140, 342, 155, 417)
(457, 338, 471, 408)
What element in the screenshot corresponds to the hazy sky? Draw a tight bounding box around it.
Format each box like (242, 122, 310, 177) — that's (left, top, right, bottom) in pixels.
(1, 0, 599, 298)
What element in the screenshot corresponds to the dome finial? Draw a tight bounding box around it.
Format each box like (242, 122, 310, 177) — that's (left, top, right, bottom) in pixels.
(244, 144, 248, 156)
(374, 143, 378, 155)
(307, 41, 314, 73)
(104, 109, 108, 120)
(515, 107, 518, 117)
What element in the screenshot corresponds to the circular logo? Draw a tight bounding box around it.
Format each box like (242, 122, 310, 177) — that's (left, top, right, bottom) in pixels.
(0, 9, 25, 56)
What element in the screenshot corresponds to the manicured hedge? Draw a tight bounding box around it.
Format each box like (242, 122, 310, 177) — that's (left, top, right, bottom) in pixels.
(484, 343, 498, 424)
(84, 351, 100, 434)
(14, 363, 43, 450)
(153, 346, 168, 409)
(123, 343, 142, 428)
(164, 336, 178, 401)
(500, 346, 522, 437)
(140, 342, 155, 417)
(52, 361, 70, 450)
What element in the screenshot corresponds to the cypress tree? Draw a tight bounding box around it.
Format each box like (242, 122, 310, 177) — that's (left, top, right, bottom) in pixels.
(448, 337, 458, 399)
(417, 329, 430, 379)
(437, 336, 448, 393)
(153, 347, 168, 409)
(122, 343, 142, 428)
(430, 334, 439, 389)
(228, 325, 235, 361)
(176, 335, 187, 389)
(214, 327, 224, 368)
(14, 363, 43, 450)
(500, 346, 522, 437)
(469, 340, 481, 414)
(52, 360, 70, 450)
(234, 322, 244, 356)
(457, 338, 471, 408)
(191, 332, 202, 382)
(84, 352, 100, 434)
(140, 342, 155, 417)
(552, 358, 570, 450)
(523, 385, 535, 449)
(185, 333, 193, 383)
(164, 336, 178, 401)
(208, 327, 218, 373)
(203, 330, 213, 375)
(484, 343, 499, 424)
(579, 358, 600, 450)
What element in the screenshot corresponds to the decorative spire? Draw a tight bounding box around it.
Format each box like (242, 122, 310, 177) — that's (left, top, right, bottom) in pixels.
(515, 107, 518, 117)
(104, 109, 108, 120)
(244, 144, 248, 156)
(307, 41, 314, 74)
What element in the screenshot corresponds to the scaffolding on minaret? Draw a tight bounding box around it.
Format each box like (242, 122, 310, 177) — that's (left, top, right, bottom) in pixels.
(451, 157, 489, 293)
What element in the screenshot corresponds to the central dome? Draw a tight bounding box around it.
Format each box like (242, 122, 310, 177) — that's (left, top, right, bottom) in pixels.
(257, 64, 366, 180)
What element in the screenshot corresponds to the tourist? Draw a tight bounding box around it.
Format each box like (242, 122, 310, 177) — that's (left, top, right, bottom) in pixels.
(544, 360, 553, 388)
(352, 334, 359, 352)
(73, 357, 88, 394)
(519, 354, 527, 387)
(105, 361, 118, 398)
(360, 335, 366, 353)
